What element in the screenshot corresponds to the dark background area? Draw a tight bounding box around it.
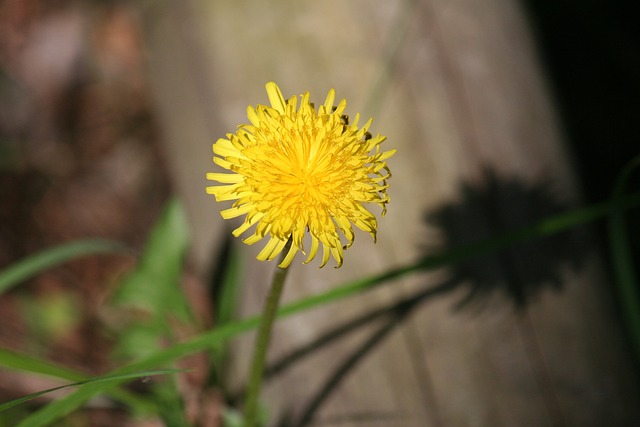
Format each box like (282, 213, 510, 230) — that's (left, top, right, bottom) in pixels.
(522, 0, 640, 308)
(522, 0, 640, 202)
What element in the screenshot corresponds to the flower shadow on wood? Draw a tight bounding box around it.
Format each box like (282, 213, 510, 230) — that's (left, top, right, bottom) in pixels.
(424, 168, 590, 310)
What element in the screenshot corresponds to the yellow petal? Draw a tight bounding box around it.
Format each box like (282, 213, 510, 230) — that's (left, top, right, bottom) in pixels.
(330, 246, 344, 268)
(304, 234, 320, 264)
(323, 88, 336, 111)
(319, 244, 331, 268)
(220, 203, 252, 219)
(378, 149, 396, 161)
(206, 185, 245, 202)
(243, 232, 264, 245)
(278, 243, 298, 268)
(206, 173, 243, 184)
(232, 212, 263, 236)
(257, 237, 287, 261)
(265, 82, 286, 114)
(213, 157, 234, 170)
(247, 106, 260, 126)
(212, 138, 238, 158)
(332, 99, 347, 116)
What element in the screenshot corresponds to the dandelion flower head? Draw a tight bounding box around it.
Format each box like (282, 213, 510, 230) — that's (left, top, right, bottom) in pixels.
(206, 82, 395, 268)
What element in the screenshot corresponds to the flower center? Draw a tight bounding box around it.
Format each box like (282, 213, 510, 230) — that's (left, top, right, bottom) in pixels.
(278, 140, 344, 213)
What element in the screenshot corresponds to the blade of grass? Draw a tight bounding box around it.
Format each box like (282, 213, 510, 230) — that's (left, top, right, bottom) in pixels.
(0, 239, 127, 295)
(6, 369, 182, 422)
(17, 191, 640, 426)
(0, 348, 160, 415)
(609, 156, 640, 361)
(0, 348, 85, 382)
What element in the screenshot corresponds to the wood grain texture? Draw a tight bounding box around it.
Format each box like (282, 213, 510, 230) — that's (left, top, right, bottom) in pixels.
(139, 0, 640, 425)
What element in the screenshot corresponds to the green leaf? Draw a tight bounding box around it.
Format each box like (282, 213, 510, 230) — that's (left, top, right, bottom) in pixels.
(0, 348, 160, 415)
(112, 198, 189, 317)
(4, 370, 182, 422)
(111, 198, 192, 360)
(0, 240, 126, 295)
(0, 348, 85, 382)
(106, 199, 192, 424)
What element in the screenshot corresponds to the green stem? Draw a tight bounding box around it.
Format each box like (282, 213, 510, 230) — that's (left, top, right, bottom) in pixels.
(243, 249, 291, 427)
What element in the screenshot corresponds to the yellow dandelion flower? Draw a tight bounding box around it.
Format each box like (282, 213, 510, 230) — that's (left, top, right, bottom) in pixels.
(206, 82, 395, 268)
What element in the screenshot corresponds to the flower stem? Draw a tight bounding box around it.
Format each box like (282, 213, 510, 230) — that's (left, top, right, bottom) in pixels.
(243, 248, 291, 427)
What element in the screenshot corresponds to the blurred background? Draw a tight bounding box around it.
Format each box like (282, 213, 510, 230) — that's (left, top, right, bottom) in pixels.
(1, 0, 639, 426)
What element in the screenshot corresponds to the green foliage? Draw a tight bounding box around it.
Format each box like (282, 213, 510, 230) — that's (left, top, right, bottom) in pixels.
(0, 348, 85, 382)
(0, 349, 157, 417)
(0, 370, 181, 414)
(110, 198, 192, 361)
(0, 199, 194, 425)
(107, 198, 193, 426)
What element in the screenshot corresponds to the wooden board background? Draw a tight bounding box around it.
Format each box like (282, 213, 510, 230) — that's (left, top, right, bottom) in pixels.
(139, 0, 640, 425)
